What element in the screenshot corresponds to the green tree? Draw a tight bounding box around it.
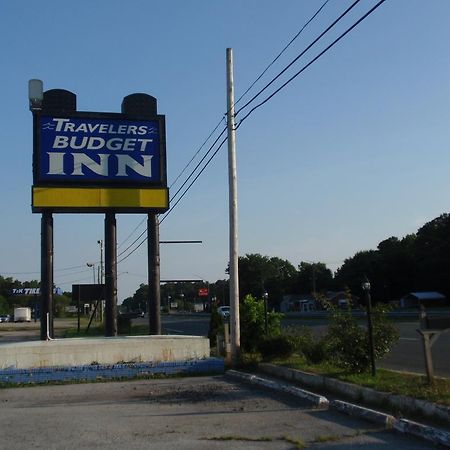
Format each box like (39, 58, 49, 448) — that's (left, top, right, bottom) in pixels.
(236, 254, 297, 309)
(334, 250, 383, 303)
(54, 294, 71, 318)
(294, 261, 333, 295)
(0, 295, 9, 315)
(377, 235, 417, 300)
(415, 213, 450, 298)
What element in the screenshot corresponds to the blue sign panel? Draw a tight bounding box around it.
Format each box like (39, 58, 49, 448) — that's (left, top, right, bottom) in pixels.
(38, 116, 164, 185)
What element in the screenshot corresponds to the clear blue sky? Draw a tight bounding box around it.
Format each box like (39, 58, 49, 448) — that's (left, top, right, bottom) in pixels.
(1, 0, 450, 302)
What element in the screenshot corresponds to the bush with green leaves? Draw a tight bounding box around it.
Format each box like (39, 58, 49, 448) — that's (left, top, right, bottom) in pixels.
(282, 326, 328, 364)
(326, 305, 399, 373)
(257, 335, 297, 359)
(239, 295, 282, 352)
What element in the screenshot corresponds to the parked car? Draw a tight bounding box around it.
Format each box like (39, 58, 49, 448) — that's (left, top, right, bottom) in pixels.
(217, 306, 230, 319)
(0, 315, 11, 323)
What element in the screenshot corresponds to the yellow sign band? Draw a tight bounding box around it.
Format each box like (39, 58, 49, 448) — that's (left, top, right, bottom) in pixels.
(32, 186, 169, 211)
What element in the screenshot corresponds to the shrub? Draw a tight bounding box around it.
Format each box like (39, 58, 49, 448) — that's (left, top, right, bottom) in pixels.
(327, 311, 368, 372)
(239, 295, 282, 352)
(326, 305, 399, 373)
(372, 305, 400, 359)
(283, 326, 328, 364)
(257, 335, 297, 359)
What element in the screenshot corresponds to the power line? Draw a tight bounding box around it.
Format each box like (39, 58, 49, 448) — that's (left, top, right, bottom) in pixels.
(169, 117, 226, 190)
(164, 0, 388, 223)
(117, 234, 147, 264)
(117, 135, 229, 264)
(160, 135, 229, 225)
(117, 227, 147, 258)
(170, 126, 228, 203)
(117, 217, 146, 250)
(235, 0, 331, 106)
(56, 1, 387, 269)
(151, 0, 363, 236)
(112, 2, 332, 263)
(235, 0, 362, 117)
(116, 129, 228, 261)
(236, 0, 388, 127)
(1, 264, 91, 276)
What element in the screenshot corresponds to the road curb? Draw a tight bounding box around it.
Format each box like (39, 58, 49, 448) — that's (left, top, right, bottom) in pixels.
(257, 363, 450, 447)
(225, 369, 328, 408)
(394, 418, 450, 447)
(259, 362, 450, 426)
(331, 399, 395, 427)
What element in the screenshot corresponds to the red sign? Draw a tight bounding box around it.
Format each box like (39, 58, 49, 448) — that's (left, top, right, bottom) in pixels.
(198, 288, 209, 297)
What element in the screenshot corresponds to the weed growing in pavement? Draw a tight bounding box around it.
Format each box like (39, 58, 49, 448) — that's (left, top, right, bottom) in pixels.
(282, 435, 307, 449)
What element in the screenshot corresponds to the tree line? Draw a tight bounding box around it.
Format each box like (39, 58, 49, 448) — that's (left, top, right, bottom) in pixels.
(2, 213, 449, 314)
(123, 213, 450, 311)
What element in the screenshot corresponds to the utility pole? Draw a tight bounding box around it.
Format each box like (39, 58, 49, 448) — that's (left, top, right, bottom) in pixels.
(148, 213, 161, 334)
(104, 213, 117, 336)
(226, 48, 240, 365)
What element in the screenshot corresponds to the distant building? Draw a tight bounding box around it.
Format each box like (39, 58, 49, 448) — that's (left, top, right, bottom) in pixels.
(323, 291, 360, 308)
(400, 292, 446, 308)
(280, 294, 316, 313)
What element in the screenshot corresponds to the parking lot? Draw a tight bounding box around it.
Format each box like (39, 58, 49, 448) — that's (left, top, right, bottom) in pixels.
(0, 375, 435, 449)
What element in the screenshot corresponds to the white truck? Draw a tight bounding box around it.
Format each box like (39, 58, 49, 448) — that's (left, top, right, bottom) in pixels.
(14, 307, 31, 323)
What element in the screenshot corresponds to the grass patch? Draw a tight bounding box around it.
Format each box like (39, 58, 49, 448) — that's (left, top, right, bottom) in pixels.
(269, 353, 450, 406)
(206, 435, 305, 448)
(283, 435, 307, 449)
(312, 434, 342, 444)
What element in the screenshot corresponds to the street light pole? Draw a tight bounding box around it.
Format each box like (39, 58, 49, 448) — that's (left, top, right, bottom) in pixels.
(86, 263, 96, 284)
(97, 239, 104, 322)
(362, 277, 376, 376)
(263, 291, 269, 335)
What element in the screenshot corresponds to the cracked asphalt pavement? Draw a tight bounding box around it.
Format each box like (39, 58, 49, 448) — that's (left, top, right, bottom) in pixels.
(0, 375, 435, 449)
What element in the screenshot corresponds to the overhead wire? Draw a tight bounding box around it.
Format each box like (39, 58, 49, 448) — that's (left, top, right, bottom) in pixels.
(9, 2, 387, 279)
(235, 0, 362, 117)
(166, 0, 331, 200)
(117, 137, 230, 263)
(158, 0, 388, 230)
(115, 2, 334, 264)
(160, 135, 229, 225)
(234, 0, 331, 106)
(43, 0, 387, 270)
(117, 217, 146, 250)
(169, 117, 226, 190)
(115, 0, 332, 262)
(236, 0, 388, 128)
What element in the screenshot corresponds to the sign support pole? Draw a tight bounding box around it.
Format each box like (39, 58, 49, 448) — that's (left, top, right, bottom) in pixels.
(40, 211, 54, 340)
(148, 213, 161, 334)
(104, 212, 117, 336)
(226, 48, 241, 365)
